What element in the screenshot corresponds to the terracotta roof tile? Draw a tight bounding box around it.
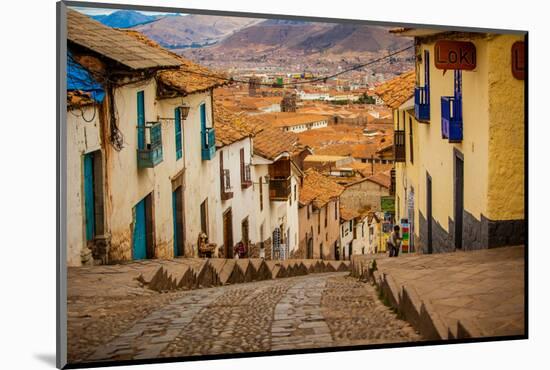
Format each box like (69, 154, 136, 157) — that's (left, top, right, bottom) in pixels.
(67, 10, 181, 70)
(123, 30, 228, 95)
(213, 104, 253, 148)
(253, 127, 299, 160)
(374, 70, 415, 109)
(340, 207, 361, 221)
(366, 171, 391, 189)
(299, 169, 344, 208)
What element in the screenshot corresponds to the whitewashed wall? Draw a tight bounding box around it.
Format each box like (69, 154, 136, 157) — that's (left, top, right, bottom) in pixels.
(66, 104, 102, 266)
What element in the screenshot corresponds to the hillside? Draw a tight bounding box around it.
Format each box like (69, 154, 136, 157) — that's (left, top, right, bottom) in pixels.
(183, 19, 412, 61)
(92, 10, 161, 28)
(133, 14, 261, 49)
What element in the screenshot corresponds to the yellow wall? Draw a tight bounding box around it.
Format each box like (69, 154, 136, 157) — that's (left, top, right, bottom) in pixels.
(394, 33, 524, 249)
(486, 34, 525, 220)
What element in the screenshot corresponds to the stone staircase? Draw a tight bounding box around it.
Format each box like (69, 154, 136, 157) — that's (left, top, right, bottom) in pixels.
(137, 258, 350, 293)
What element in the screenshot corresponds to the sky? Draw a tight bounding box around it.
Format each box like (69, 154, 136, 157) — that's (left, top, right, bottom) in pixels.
(72, 6, 186, 16)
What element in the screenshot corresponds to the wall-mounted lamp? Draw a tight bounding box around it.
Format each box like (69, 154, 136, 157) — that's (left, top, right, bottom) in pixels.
(178, 104, 191, 121)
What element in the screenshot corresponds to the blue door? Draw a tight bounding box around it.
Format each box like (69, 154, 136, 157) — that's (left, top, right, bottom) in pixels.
(137, 91, 145, 150)
(83, 153, 95, 242)
(132, 198, 147, 260)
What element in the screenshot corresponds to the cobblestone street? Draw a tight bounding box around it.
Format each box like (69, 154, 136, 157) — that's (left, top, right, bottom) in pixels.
(68, 272, 422, 364)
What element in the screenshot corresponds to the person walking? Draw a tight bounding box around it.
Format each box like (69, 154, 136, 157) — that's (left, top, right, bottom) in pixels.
(387, 225, 403, 257)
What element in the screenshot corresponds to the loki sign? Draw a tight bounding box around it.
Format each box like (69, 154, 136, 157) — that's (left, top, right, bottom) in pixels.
(511, 41, 525, 80)
(435, 40, 477, 70)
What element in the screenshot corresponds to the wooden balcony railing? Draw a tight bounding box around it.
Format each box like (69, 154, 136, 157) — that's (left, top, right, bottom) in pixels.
(414, 86, 430, 122)
(269, 177, 291, 201)
(137, 121, 163, 168)
(394, 130, 406, 163)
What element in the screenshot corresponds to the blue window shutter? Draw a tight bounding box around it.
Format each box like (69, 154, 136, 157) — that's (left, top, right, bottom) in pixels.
(200, 103, 206, 130)
(137, 91, 145, 150)
(175, 107, 182, 160)
(200, 103, 207, 150)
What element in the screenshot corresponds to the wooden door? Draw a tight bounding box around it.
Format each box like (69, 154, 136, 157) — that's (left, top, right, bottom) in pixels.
(223, 209, 233, 258)
(454, 154, 464, 249)
(426, 173, 433, 254)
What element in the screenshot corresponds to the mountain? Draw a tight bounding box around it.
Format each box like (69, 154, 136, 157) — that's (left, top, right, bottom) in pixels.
(213, 20, 333, 52)
(133, 14, 261, 49)
(197, 20, 411, 57)
(296, 24, 409, 53)
(92, 10, 160, 28)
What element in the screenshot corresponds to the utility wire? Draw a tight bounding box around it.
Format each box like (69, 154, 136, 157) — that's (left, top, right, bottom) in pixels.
(177, 45, 414, 87)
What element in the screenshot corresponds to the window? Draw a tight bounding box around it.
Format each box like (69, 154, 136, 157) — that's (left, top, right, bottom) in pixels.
(317, 211, 321, 234)
(294, 184, 297, 201)
(409, 117, 414, 164)
(324, 206, 328, 228)
(259, 177, 263, 211)
(335, 200, 338, 220)
(369, 226, 374, 243)
(175, 107, 182, 160)
(307, 204, 310, 219)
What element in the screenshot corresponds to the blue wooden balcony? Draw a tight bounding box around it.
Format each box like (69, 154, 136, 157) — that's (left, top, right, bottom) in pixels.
(201, 127, 216, 160)
(414, 86, 430, 122)
(441, 96, 463, 142)
(137, 122, 163, 168)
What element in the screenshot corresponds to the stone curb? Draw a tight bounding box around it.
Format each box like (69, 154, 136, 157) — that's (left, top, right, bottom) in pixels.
(351, 256, 475, 341)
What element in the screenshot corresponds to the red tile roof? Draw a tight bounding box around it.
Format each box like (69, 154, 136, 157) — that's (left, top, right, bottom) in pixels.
(299, 169, 345, 208)
(123, 30, 228, 95)
(213, 104, 254, 148)
(374, 70, 415, 109)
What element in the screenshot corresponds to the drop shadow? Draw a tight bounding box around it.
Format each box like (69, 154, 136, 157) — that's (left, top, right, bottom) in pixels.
(34, 353, 57, 367)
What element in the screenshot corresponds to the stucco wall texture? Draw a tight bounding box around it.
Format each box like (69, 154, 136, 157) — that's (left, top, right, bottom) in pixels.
(487, 34, 525, 221)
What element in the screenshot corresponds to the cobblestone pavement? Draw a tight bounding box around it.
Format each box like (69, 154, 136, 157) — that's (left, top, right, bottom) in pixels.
(68, 273, 422, 364)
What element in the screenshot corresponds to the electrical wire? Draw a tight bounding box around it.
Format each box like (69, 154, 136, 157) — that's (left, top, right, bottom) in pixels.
(176, 45, 414, 88)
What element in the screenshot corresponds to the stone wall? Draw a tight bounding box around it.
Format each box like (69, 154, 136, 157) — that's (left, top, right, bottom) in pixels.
(418, 210, 525, 254)
(292, 238, 308, 259)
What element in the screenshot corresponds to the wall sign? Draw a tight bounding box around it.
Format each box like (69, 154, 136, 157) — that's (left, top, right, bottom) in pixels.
(512, 41, 525, 80)
(434, 40, 477, 70)
(381, 196, 395, 213)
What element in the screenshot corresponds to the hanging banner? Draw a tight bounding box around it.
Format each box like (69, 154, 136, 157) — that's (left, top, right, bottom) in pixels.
(434, 40, 477, 70)
(400, 221, 410, 253)
(511, 41, 525, 80)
